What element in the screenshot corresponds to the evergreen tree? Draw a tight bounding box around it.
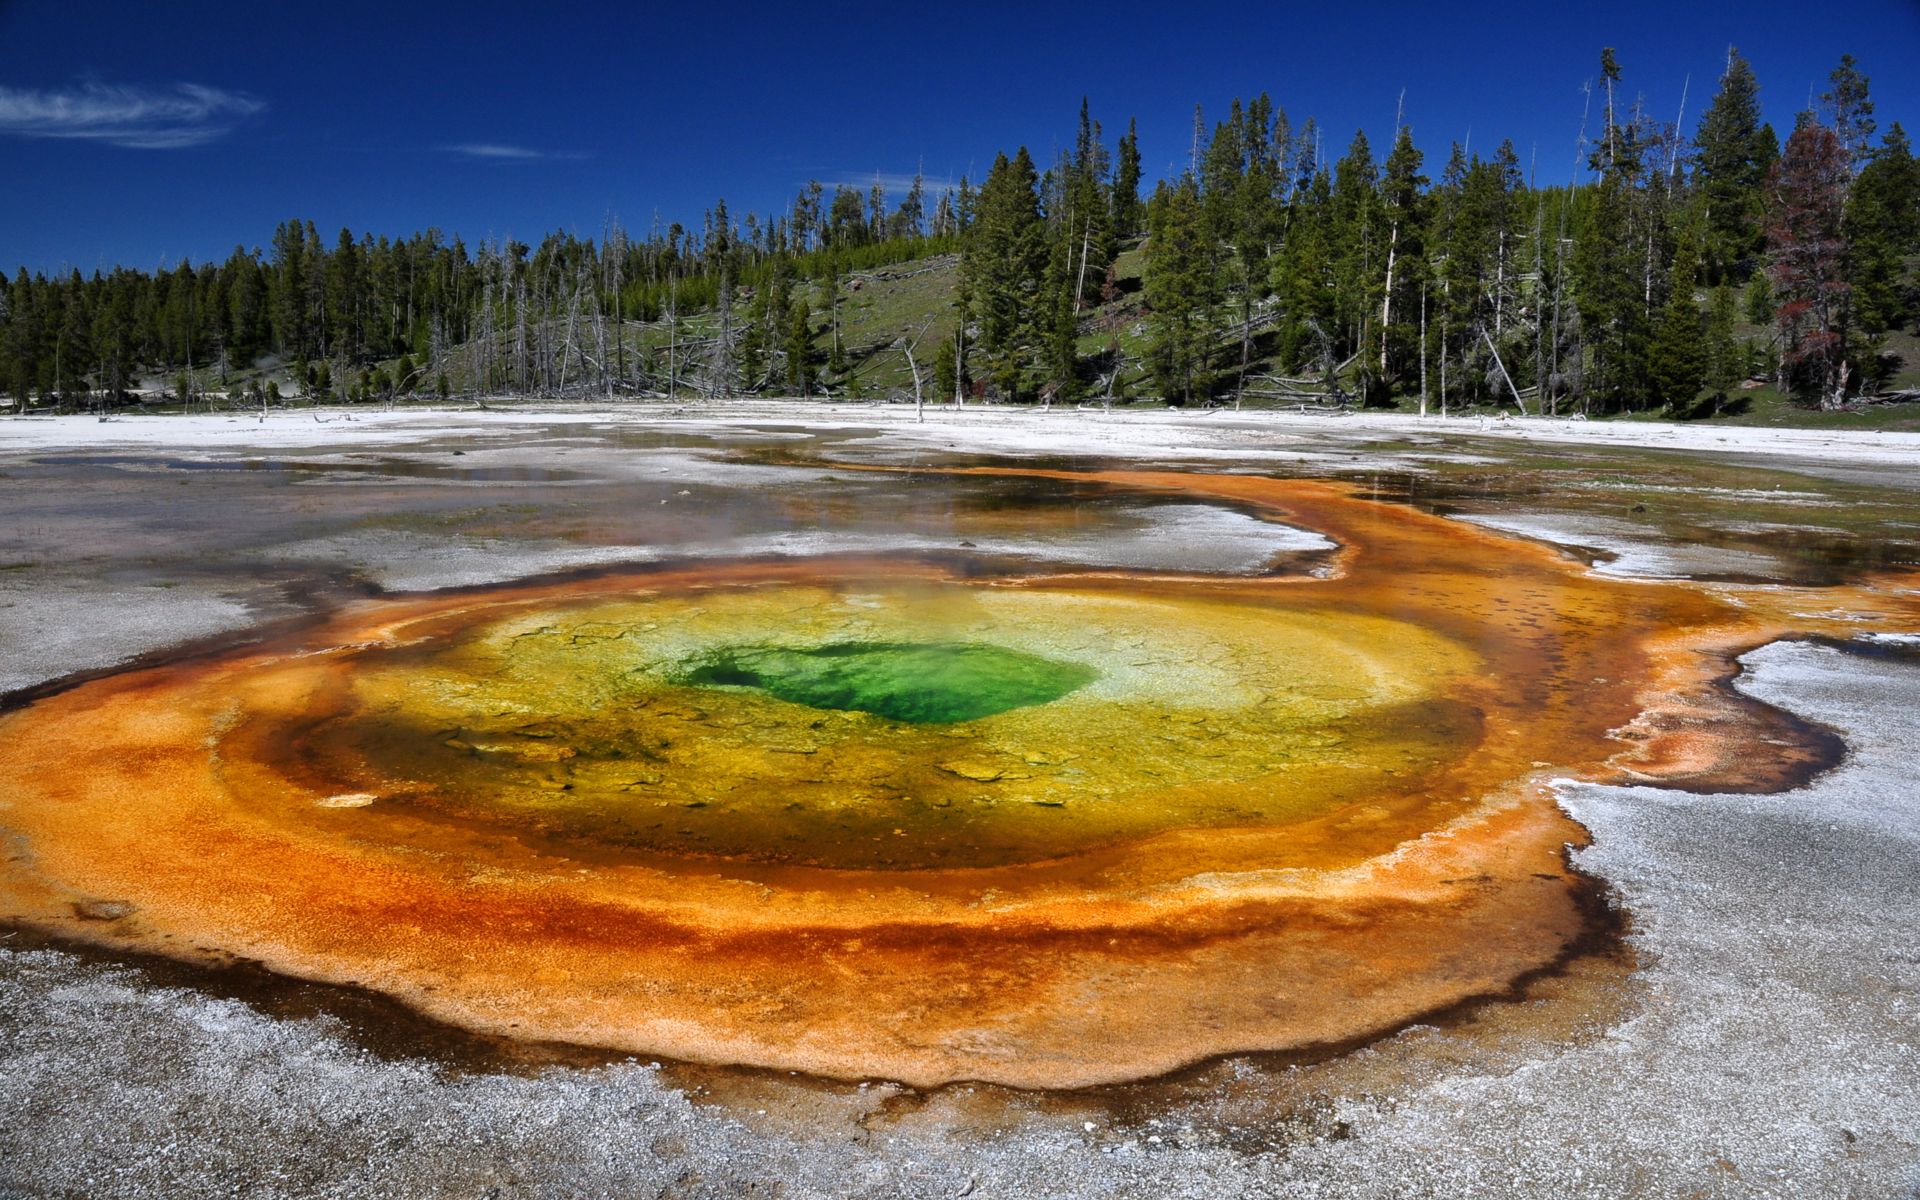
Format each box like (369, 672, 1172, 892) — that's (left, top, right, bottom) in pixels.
(785, 302, 813, 395)
(828, 186, 867, 247)
(932, 337, 957, 404)
(1648, 227, 1707, 410)
(1043, 224, 1081, 401)
(54, 273, 92, 403)
(1574, 48, 1660, 412)
(1822, 54, 1877, 170)
(325, 229, 363, 359)
(1270, 166, 1335, 373)
(1703, 283, 1743, 401)
(1329, 130, 1381, 374)
(961, 148, 1046, 398)
(894, 171, 926, 240)
(1064, 99, 1116, 308)
(1377, 125, 1429, 395)
(1112, 118, 1143, 238)
(1843, 123, 1919, 359)
(1143, 177, 1220, 404)
(1744, 271, 1773, 325)
(1693, 48, 1768, 282)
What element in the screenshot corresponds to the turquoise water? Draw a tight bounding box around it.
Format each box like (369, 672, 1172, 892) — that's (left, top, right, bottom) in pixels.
(672, 640, 1097, 723)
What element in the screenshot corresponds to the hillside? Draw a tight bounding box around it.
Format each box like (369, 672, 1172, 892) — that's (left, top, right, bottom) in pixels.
(392, 240, 1920, 430)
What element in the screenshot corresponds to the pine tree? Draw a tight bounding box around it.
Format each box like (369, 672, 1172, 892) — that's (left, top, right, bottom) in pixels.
(1693, 48, 1768, 282)
(784, 302, 813, 395)
(1744, 271, 1773, 325)
(1329, 130, 1381, 377)
(1143, 177, 1220, 404)
(1574, 48, 1658, 412)
(737, 288, 768, 388)
(1112, 118, 1143, 238)
(1043, 225, 1081, 401)
(1822, 54, 1877, 170)
(1648, 227, 1707, 411)
(326, 228, 362, 360)
(1270, 166, 1335, 373)
(932, 337, 957, 404)
(1377, 125, 1429, 394)
(1843, 123, 1919, 362)
(1703, 283, 1743, 402)
(961, 148, 1046, 398)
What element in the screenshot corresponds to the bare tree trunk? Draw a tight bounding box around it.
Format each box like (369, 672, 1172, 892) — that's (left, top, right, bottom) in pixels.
(1419, 283, 1429, 417)
(1073, 222, 1092, 314)
(1494, 230, 1507, 337)
(667, 275, 678, 399)
(1550, 233, 1567, 416)
(558, 264, 584, 394)
(596, 255, 610, 400)
(184, 288, 194, 412)
(612, 229, 626, 392)
(954, 325, 966, 406)
(1532, 199, 1547, 414)
(1235, 259, 1252, 411)
(514, 275, 529, 397)
(1483, 326, 1527, 414)
(479, 278, 494, 395)
(1381, 221, 1397, 378)
(903, 320, 931, 424)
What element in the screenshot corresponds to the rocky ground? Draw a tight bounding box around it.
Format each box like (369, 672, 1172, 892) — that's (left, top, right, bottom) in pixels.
(1, 401, 1917, 1198)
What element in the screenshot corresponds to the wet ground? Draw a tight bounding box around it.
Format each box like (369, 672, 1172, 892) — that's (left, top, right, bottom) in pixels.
(1, 402, 1918, 1198)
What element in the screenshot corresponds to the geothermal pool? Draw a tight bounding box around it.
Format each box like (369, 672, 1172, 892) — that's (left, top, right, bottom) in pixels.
(3, 443, 1912, 1091)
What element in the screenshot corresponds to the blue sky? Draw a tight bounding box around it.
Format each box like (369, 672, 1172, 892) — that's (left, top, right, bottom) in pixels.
(2, 0, 1917, 274)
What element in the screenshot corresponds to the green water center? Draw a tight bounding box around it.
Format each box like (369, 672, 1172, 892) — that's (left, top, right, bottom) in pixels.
(308, 587, 1487, 870)
(672, 640, 1098, 723)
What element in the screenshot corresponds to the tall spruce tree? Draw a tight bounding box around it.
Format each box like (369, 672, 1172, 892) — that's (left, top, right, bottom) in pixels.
(1703, 283, 1743, 403)
(1822, 54, 1877, 171)
(1574, 48, 1659, 412)
(1693, 48, 1768, 282)
(1329, 130, 1381, 390)
(1113, 119, 1143, 237)
(1843, 123, 1920, 366)
(1143, 177, 1221, 404)
(1377, 125, 1429, 394)
(1270, 165, 1336, 373)
(1647, 226, 1707, 410)
(961, 148, 1046, 398)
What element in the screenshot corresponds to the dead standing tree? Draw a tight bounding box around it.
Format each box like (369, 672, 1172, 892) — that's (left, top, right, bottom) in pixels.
(897, 318, 935, 423)
(1767, 119, 1855, 410)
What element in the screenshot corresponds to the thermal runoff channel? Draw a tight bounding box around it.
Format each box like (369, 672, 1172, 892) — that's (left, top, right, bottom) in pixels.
(0, 473, 1913, 1088)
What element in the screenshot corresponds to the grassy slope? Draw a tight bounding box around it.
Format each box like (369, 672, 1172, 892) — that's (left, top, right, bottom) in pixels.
(777, 245, 1920, 426)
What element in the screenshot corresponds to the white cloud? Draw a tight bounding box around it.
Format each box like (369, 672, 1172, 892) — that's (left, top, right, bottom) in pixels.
(0, 80, 263, 149)
(441, 143, 588, 162)
(808, 171, 957, 195)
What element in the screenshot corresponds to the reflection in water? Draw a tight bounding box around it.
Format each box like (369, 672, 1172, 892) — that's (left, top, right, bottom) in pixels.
(0, 471, 1914, 1089)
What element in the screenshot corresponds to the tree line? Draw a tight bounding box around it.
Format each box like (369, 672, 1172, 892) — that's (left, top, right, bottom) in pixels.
(3, 48, 1916, 415)
(0, 170, 962, 407)
(954, 49, 1918, 413)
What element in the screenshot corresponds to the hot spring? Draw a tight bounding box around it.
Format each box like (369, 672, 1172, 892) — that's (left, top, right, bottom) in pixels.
(0, 468, 1905, 1088)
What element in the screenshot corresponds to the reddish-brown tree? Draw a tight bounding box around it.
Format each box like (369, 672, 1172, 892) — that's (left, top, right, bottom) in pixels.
(1766, 120, 1855, 409)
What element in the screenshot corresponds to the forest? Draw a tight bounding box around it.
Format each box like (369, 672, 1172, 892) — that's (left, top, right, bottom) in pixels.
(2, 48, 1916, 416)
